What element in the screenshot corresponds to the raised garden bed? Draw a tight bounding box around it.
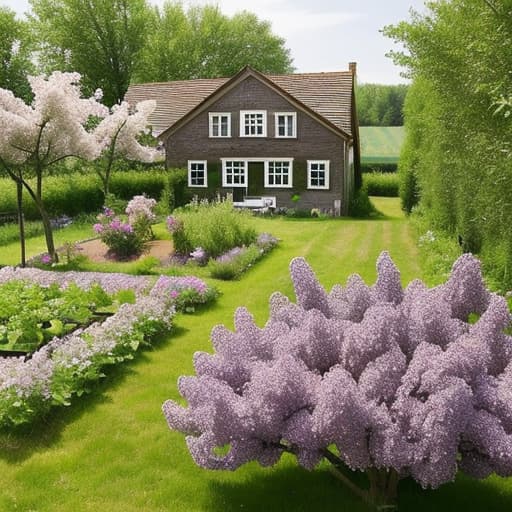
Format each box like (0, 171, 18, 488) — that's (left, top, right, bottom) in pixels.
(0, 267, 217, 428)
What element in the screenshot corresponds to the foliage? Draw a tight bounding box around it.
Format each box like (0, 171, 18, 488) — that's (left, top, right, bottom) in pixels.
(348, 188, 380, 218)
(167, 197, 257, 259)
(363, 172, 399, 197)
(134, 2, 293, 83)
(209, 245, 262, 281)
(384, 0, 512, 289)
(29, 0, 151, 106)
(163, 252, 512, 509)
(0, 280, 112, 353)
(0, 6, 34, 102)
(356, 84, 408, 126)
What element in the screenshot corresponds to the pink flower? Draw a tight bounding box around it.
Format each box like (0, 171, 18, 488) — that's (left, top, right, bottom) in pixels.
(93, 223, 104, 234)
(40, 254, 52, 264)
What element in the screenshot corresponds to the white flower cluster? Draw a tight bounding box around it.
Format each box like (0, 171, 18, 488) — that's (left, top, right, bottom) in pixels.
(0, 71, 157, 167)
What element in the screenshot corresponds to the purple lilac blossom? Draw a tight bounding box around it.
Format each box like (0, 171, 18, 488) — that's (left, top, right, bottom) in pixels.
(163, 251, 512, 489)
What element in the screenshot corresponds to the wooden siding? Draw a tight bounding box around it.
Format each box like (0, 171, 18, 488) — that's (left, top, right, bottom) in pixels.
(165, 76, 347, 213)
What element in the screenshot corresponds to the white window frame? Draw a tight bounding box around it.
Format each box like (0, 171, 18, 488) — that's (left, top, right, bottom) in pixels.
(307, 160, 330, 190)
(187, 160, 208, 188)
(264, 159, 293, 188)
(208, 112, 231, 138)
(274, 112, 297, 138)
(240, 110, 267, 137)
(221, 160, 247, 187)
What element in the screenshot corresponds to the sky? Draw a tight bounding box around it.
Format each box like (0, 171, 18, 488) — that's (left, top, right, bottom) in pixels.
(2, 0, 427, 84)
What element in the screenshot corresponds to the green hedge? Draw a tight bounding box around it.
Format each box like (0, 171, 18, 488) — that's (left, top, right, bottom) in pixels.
(0, 169, 188, 220)
(363, 172, 399, 197)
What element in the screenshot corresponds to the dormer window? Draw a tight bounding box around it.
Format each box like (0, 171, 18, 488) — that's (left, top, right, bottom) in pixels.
(209, 113, 231, 137)
(240, 110, 267, 137)
(275, 112, 297, 138)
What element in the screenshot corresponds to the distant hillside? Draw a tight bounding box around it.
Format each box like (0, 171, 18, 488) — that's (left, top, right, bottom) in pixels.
(360, 126, 405, 166)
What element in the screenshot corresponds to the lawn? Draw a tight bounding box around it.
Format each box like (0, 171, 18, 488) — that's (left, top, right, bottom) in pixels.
(0, 198, 511, 511)
(360, 126, 405, 165)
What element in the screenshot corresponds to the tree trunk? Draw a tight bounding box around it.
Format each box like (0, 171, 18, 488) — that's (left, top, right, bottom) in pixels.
(16, 180, 26, 267)
(367, 468, 399, 511)
(22, 180, 59, 263)
(323, 449, 399, 511)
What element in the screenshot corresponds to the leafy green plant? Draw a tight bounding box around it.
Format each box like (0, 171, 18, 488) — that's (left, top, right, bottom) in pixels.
(0, 281, 113, 354)
(167, 197, 257, 258)
(363, 172, 399, 197)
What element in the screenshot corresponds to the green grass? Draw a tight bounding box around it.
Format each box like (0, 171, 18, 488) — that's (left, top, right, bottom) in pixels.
(0, 198, 510, 511)
(360, 126, 405, 164)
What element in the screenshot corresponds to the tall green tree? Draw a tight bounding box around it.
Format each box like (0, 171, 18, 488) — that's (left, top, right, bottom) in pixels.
(0, 6, 34, 102)
(385, 0, 512, 287)
(29, 0, 152, 106)
(134, 2, 293, 83)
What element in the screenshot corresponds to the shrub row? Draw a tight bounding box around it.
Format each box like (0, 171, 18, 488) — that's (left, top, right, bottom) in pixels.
(0, 169, 188, 220)
(363, 172, 399, 197)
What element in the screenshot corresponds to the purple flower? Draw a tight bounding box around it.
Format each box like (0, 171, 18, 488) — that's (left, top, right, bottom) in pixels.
(93, 223, 104, 234)
(103, 206, 114, 218)
(121, 223, 133, 234)
(40, 253, 52, 264)
(166, 216, 182, 234)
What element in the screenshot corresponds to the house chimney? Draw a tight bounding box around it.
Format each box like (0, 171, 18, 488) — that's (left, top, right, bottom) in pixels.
(349, 62, 357, 75)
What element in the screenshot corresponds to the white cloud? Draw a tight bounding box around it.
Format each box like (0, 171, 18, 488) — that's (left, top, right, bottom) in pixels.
(182, 0, 361, 37)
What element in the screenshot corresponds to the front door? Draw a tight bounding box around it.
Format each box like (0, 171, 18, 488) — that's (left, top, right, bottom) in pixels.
(247, 162, 265, 197)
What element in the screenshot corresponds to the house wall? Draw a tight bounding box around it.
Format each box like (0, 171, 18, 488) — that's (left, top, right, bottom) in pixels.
(164, 75, 347, 213)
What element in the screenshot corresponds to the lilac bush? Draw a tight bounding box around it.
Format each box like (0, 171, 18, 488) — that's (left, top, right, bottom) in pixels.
(163, 252, 512, 508)
(94, 210, 143, 259)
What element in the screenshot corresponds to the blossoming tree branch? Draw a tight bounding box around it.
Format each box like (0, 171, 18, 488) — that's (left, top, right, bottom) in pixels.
(0, 71, 157, 263)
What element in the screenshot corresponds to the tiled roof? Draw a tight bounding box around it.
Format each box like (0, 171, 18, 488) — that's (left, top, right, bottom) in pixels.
(125, 69, 354, 137)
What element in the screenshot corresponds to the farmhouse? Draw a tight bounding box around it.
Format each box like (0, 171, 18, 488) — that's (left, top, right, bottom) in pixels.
(125, 64, 361, 214)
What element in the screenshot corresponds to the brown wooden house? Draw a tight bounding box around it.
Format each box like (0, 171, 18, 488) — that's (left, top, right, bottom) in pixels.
(125, 64, 361, 214)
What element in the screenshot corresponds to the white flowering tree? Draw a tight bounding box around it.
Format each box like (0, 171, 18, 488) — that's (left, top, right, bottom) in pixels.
(93, 98, 157, 197)
(0, 71, 157, 263)
(0, 71, 106, 262)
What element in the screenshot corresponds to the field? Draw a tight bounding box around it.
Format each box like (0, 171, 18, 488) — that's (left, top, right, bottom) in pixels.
(1, 197, 511, 511)
(360, 126, 405, 165)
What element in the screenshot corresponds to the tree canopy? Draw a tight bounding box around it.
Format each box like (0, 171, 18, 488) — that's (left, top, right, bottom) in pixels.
(385, 0, 512, 288)
(27, 0, 293, 102)
(0, 6, 34, 102)
(356, 83, 407, 126)
(133, 2, 293, 83)
(29, 0, 151, 106)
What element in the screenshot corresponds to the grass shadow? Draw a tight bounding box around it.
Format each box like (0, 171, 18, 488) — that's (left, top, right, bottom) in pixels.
(205, 463, 512, 512)
(205, 464, 369, 512)
(0, 326, 184, 464)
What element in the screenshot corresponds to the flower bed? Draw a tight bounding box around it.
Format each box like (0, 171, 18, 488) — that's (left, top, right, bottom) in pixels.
(0, 267, 217, 428)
